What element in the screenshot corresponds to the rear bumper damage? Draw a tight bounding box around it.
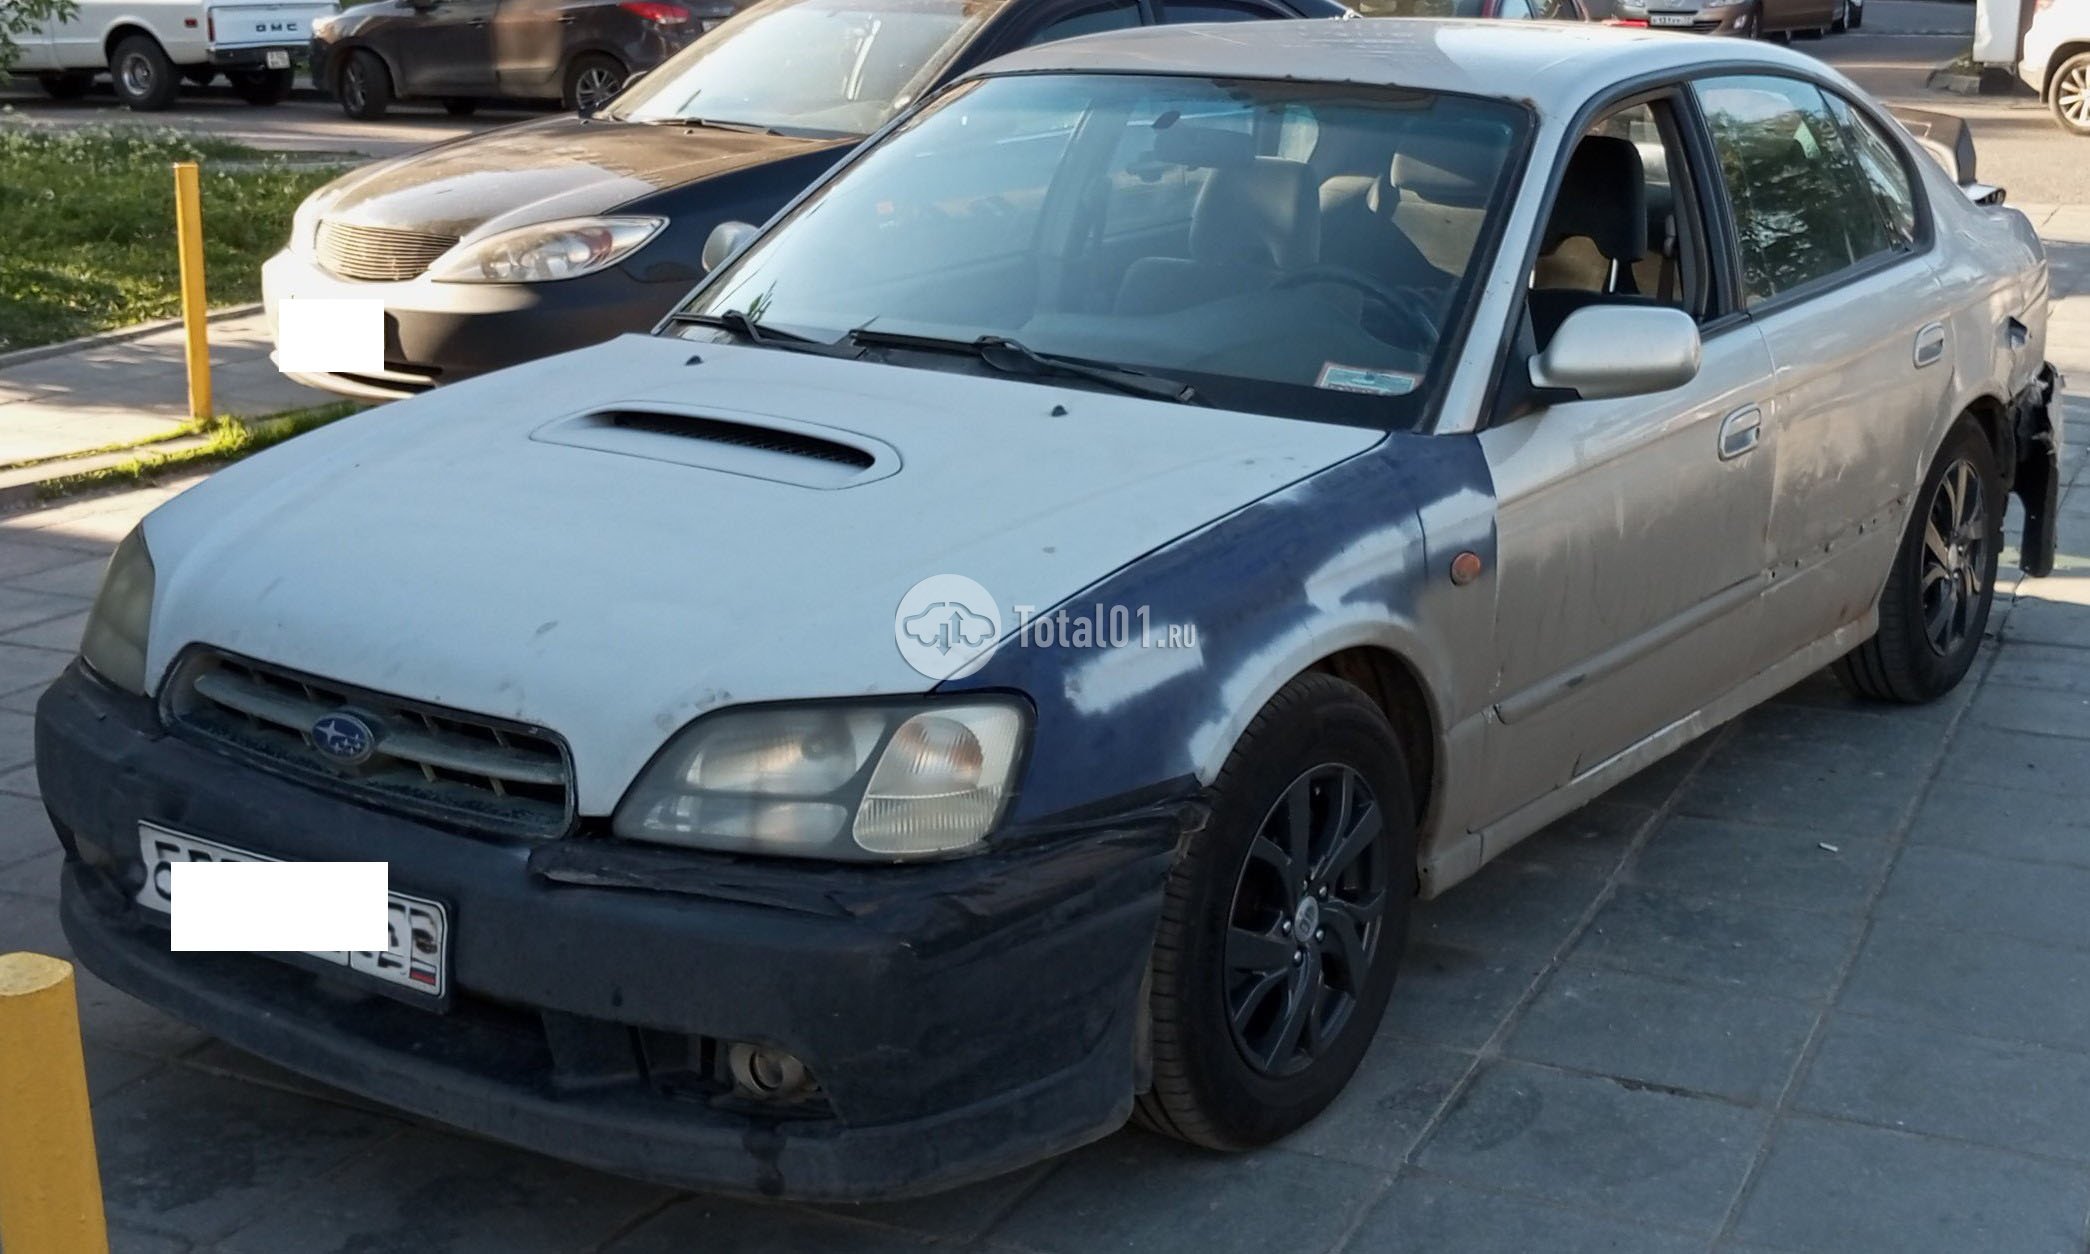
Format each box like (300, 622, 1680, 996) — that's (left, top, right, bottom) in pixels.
(2005, 363, 2065, 578)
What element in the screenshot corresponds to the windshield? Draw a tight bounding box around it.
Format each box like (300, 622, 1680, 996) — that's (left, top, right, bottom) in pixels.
(676, 74, 1529, 425)
(614, 0, 1007, 135)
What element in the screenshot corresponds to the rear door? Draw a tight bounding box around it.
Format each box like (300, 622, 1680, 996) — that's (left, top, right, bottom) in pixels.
(1691, 73, 1946, 668)
(394, 0, 500, 94)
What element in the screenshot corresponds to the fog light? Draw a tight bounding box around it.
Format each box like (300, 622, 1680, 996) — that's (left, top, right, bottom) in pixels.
(727, 1042, 815, 1103)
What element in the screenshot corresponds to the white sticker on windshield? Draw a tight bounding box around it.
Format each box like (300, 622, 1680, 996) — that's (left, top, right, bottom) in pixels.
(1316, 363, 1420, 397)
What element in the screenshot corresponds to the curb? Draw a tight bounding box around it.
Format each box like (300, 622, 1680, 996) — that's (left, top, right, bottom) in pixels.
(0, 304, 266, 372)
(0, 435, 217, 514)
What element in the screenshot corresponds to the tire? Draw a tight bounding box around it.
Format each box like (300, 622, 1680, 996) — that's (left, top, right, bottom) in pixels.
(1848, 0, 1862, 27)
(338, 49, 393, 121)
(37, 71, 94, 100)
(229, 67, 294, 106)
(2051, 52, 2090, 136)
(562, 52, 626, 113)
(442, 97, 479, 116)
(1830, 0, 1847, 33)
(1134, 672, 1416, 1150)
(110, 34, 180, 111)
(1834, 417, 2002, 703)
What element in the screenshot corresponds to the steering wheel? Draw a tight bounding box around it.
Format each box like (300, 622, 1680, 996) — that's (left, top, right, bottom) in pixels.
(1273, 265, 1440, 346)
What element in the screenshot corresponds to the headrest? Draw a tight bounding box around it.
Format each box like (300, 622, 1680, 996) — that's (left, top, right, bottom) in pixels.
(1190, 157, 1320, 270)
(1390, 124, 1502, 209)
(1543, 135, 1647, 262)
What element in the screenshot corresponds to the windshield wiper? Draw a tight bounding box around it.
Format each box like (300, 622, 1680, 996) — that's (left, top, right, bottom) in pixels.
(845, 328, 1203, 406)
(668, 309, 855, 356)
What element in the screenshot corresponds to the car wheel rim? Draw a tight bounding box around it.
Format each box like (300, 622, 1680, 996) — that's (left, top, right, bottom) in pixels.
(576, 67, 619, 109)
(1224, 763, 1388, 1079)
(2062, 67, 2090, 126)
(344, 66, 366, 111)
(120, 53, 153, 96)
(1920, 457, 1987, 657)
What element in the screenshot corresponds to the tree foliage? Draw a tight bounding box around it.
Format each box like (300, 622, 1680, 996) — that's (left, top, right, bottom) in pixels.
(1, 0, 81, 78)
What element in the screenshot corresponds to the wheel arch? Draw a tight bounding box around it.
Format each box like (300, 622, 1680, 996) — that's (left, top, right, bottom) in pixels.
(329, 41, 400, 94)
(102, 22, 164, 63)
(560, 45, 630, 83)
(1305, 646, 1438, 834)
(2043, 41, 2090, 98)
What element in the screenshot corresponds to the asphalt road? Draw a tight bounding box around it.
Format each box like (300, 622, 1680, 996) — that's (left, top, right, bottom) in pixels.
(2, 1, 2080, 196)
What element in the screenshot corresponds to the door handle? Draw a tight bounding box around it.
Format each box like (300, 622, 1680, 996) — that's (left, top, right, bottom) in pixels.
(1914, 322, 1947, 368)
(1718, 405, 1762, 460)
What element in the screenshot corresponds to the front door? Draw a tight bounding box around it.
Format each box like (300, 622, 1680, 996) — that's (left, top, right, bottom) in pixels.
(395, 0, 500, 95)
(1692, 74, 1949, 668)
(1475, 96, 1778, 829)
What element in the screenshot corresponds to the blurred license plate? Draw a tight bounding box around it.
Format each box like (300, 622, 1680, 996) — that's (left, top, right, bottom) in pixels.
(135, 824, 449, 999)
(266, 50, 291, 68)
(1648, 11, 1694, 23)
(275, 297, 384, 375)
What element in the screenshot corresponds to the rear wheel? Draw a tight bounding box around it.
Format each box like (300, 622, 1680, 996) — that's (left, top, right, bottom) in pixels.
(229, 67, 294, 105)
(562, 53, 625, 113)
(338, 49, 392, 120)
(1834, 417, 2002, 703)
(110, 34, 180, 111)
(1830, 0, 1847, 32)
(1134, 673, 1415, 1149)
(37, 70, 94, 100)
(2052, 52, 2090, 136)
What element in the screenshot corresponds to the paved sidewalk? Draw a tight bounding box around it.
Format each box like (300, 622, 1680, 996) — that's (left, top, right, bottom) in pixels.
(0, 310, 329, 466)
(0, 215, 2085, 1253)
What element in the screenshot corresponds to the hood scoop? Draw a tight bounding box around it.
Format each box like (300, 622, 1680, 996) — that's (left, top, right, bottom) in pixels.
(531, 405, 898, 489)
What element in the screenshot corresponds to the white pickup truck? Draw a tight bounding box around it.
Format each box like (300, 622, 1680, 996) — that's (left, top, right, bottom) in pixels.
(12, 0, 335, 110)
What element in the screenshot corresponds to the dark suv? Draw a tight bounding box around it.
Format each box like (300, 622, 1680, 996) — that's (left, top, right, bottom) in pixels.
(311, 0, 726, 117)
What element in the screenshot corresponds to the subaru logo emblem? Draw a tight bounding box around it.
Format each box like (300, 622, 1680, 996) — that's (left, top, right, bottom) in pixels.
(311, 712, 379, 766)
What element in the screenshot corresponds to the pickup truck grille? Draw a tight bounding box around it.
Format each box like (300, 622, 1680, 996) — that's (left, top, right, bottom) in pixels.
(315, 220, 457, 282)
(164, 651, 575, 839)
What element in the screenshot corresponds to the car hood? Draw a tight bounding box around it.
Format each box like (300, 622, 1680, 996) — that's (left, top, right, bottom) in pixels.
(141, 335, 1382, 813)
(311, 114, 852, 241)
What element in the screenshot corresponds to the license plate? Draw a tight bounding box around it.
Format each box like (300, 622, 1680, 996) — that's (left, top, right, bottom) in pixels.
(1648, 11, 1695, 23)
(274, 297, 384, 375)
(136, 824, 449, 999)
(266, 49, 291, 69)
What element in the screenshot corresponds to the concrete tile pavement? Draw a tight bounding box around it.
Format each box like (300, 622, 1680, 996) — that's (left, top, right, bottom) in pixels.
(0, 311, 330, 465)
(0, 216, 2088, 1254)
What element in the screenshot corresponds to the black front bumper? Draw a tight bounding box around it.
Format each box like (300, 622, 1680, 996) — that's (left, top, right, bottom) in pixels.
(38, 666, 1180, 1200)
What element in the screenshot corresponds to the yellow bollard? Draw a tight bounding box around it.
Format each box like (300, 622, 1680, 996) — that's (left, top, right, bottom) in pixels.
(173, 162, 212, 424)
(0, 953, 110, 1254)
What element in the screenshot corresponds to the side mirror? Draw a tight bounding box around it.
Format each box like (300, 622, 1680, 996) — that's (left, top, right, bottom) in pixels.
(701, 220, 757, 273)
(1528, 305, 1701, 403)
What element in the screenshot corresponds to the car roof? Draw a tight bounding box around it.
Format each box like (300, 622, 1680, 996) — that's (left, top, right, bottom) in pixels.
(968, 19, 1826, 107)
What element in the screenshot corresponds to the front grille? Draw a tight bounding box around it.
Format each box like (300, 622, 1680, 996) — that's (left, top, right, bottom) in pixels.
(315, 220, 458, 282)
(165, 651, 574, 839)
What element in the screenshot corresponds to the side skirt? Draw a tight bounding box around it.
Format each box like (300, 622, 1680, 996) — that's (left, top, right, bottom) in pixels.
(1419, 611, 1878, 897)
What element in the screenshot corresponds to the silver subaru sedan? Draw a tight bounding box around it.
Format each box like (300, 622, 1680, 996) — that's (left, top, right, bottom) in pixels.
(42, 20, 2062, 1199)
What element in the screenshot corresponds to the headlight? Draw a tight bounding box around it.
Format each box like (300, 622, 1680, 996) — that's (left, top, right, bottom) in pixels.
(80, 528, 156, 696)
(428, 216, 667, 284)
(614, 700, 1027, 860)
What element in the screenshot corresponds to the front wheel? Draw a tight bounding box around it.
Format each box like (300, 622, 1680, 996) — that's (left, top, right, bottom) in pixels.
(1135, 673, 1415, 1149)
(230, 67, 294, 105)
(1834, 417, 2002, 703)
(2052, 52, 2090, 136)
(111, 34, 180, 111)
(338, 49, 393, 120)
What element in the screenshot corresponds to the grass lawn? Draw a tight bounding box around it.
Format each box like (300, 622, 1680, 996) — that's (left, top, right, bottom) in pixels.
(0, 127, 344, 353)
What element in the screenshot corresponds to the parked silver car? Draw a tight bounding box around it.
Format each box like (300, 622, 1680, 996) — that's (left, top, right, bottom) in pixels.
(42, 20, 2061, 1198)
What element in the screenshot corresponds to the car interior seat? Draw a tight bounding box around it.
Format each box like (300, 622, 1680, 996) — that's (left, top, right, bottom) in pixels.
(1318, 161, 1459, 294)
(1384, 125, 1499, 277)
(1115, 156, 1321, 316)
(1526, 134, 1654, 345)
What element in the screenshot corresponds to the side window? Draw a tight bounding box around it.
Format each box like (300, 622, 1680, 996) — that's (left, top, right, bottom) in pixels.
(1495, 0, 1537, 18)
(1825, 92, 1921, 249)
(1159, 0, 1279, 20)
(1694, 74, 1897, 304)
(1528, 99, 1707, 345)
(1020, 0, 1142, 46)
